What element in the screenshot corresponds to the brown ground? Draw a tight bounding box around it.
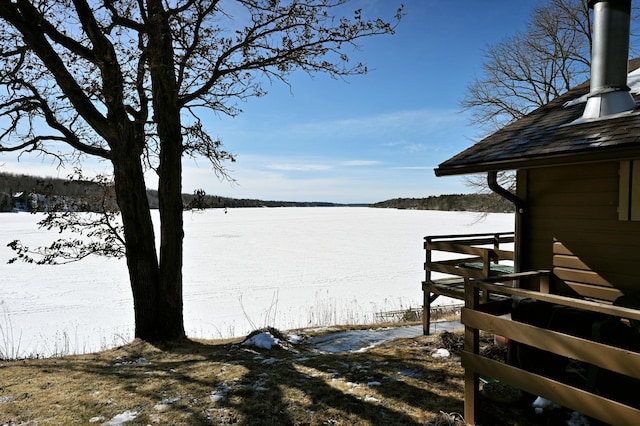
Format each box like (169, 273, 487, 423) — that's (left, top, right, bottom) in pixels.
(0, 327, 593, 425)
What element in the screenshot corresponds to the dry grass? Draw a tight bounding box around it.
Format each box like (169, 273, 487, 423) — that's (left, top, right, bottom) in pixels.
(0, 328, 572, 425)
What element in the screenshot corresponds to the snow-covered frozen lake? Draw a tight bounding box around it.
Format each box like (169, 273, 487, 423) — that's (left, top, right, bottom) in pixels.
(0, 207, 513, 357)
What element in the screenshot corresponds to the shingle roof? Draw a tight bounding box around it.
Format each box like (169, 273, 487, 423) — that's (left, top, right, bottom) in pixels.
(435, 58, 640, 176)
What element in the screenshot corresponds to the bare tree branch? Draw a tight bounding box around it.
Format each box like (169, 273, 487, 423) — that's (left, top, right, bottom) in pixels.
(461, 0, 593, 134)
(460, 0, 600, 196)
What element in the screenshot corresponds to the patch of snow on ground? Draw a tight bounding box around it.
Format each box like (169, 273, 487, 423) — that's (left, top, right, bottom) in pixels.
(103, 410, 138, 425)
(308, 322, 461, 354)
(531, 397, 591, 425)
(210, 383, 231, 403)
(287, 333, 305, 344)
(113, 357, 148, 367)
(531, 396, 561, 415)
(242, 331, 280, 349)
(431, 348, 451, 358)
(567, 411, 590, 426)
(210, 392, 225, 403)
(154, 396, 181, 411)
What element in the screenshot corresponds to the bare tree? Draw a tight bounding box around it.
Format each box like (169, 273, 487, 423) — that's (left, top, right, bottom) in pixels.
(459, 0, 594, 195)
(0, 0, 402, 342)
(462, 0, 592, 135)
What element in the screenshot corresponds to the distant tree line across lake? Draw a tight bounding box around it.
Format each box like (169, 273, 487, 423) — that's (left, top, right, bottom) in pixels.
(0, 172, 513, 213)
(0, 172, 367, 212)
(0, 172, 110, 212)
(371, 193, 515, 213)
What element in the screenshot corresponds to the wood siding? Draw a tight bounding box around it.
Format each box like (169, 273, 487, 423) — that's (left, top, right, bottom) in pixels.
(520, 162, 640, 297)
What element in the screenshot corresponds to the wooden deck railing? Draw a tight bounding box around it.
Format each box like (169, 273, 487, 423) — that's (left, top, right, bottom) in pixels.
(463, 273, 640, 426)
(422, 232, 640, 423)
(422, 232, 515, 334)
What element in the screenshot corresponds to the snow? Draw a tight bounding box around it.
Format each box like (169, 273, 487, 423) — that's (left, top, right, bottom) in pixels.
(209, 392, 225, 403)
(563, 93, 589, 108)
(242, 331, 280, 349)
(567, 411, 591, 426)
(563, 67, 640, 108)
(431, 348, 451, 358)
(154, 396, 181, 410)
(531, 397, 591, 425)
(532, 396, 561, 414)
(627, 67, 640, 95)
(307, 321, 462, 353)
(103, 410, 138, 425)
(0, 207, 513, 357)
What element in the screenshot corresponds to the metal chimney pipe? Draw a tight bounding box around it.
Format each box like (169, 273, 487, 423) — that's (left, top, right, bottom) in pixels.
(583, 0, 636, 119)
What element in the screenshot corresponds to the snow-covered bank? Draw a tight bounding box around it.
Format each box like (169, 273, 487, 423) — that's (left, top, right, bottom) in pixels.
(0, 207, 513, 357)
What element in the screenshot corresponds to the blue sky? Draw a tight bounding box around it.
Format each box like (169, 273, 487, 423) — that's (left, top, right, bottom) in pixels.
(0, 0, 538, 203)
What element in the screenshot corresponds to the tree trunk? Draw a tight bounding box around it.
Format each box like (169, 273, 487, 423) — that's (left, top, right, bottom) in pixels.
(111, 141, 186, 342)
(147, 0, 186, 341)
(111, 148, 162, 340)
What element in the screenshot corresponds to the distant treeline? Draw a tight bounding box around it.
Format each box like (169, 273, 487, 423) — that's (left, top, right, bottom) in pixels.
(176, 190, 367, 209)
(371, 193, 515, 213)
(1, 171, 515, 213)
(0, 172, 366, 212)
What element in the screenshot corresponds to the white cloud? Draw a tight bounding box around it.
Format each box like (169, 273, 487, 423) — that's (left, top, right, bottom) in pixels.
(403, 143, 427, 153)
(393, 166, 435, 170)
(381, 140, 427, 153)
(266, 163, 333, 172)
(289, 108, 463, 138)
(180, 153, 471, 203)
(215, 108, 464, 146)
(340, 160, 381, 167)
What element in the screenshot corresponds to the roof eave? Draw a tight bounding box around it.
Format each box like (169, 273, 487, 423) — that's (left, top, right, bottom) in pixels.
(434, 145, 640, 176)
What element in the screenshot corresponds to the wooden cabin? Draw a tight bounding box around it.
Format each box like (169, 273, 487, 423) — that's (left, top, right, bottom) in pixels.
(426, 2, 640, 424)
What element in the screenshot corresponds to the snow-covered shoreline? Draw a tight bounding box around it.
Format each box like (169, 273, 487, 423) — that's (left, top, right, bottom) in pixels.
(0, 207, 513, 357)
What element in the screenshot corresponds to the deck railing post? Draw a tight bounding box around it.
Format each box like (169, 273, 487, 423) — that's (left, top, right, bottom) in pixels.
(539, 273, 549, 293)
(425, 236, 432, 284)
(424, 236, 433, 335)
(464, 277, 480, 425)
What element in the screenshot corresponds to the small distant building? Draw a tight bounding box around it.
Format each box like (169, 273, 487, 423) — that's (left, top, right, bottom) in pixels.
(12, 191, 30, 211)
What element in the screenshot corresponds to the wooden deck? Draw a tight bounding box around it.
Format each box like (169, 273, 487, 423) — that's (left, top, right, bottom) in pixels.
(424, 277, 466, 300)
(422, 232, 515, 335)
